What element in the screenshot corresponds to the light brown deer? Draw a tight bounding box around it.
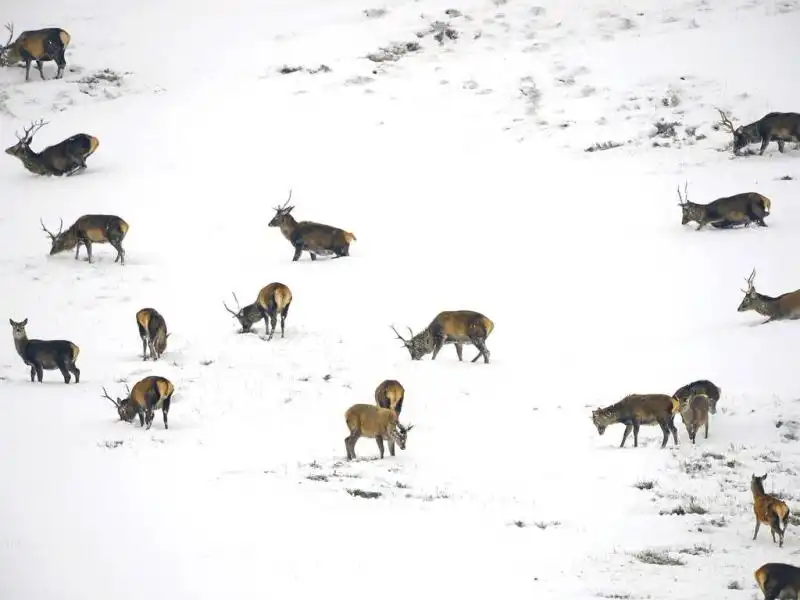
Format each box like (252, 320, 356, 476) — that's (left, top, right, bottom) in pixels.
(737, 268, 800, 324)
(344, 404, 413, 461)
(751, 474, 790, 548)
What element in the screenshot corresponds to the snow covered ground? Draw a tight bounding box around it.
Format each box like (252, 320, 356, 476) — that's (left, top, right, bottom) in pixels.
(1, 0, 800, 597)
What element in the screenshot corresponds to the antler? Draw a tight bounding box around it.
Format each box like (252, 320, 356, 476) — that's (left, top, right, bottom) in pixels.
(676, 181, 689, 206)
(273, 189, 293, 212)
(742, 267, 757, 293)
(16, 119, 49, 143)
(101, 387, 120, 408)
(223, 292, 242, 316)
(715, 107, 736, 133)
(391, 325, 408, 343)
(40, 217, 63, 240)
(2, 22, 13, 50)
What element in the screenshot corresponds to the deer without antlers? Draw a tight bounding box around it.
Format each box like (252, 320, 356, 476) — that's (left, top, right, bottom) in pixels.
(737, 267, 800, 324)
(6, 119, 100, 176)
(676, 180, 770, 230)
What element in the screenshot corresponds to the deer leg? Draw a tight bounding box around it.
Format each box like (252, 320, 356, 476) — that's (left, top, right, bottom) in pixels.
(280, 305, 290, 338)
(754, 518, 761, 540)
(632, 421, 641, 447)
(35, 364, 44, 383)
(309, 253, 317, 261)
(137, 409, 145, 427)
(430, 336, 445, 360)
(69, 362, 80, 384)
(375, 435, 385, 459)
(57, 359, 70, 384)
(84, 241, 93, 263)
(29, 365, 35, 382)
(269, 313, 278, 341)
(56, 52, 66, 79)
(24, 60, 31, 81)
(292, 244, 303, 262)
(345, 431, 360, 460)
(704, 421, 709, 439)
(760, 137, 770, 155)
(778, 140, 786, 153)
(454, 343, 463, 361)
(388, 438, 396, 457)
(162, 396, 171, 430)
(74, 241, 81, 260)
(471, 338, 490, 363)
(36, 60, 45, 80)
(148, 339, 158, 361)
(657, 420, 669, 448)
(258, 307, 271, 341)
(141, 336, 149, 360)
(110, 238, 125, 264)
(620, 423, 633, 448)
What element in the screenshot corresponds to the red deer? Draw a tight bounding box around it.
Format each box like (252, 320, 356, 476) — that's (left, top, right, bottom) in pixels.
(0, 23, 70, 81)
(344, 403, 413, 460)
(718, 108, 800, 156)
(135, 308, 169, 361)
(374, 379, 405, 416)
(673, 380, 721, 414)
(751, 474, 791, 548)
(223, 282, 292, 340)
(678, 393, 710, 444)
(591, 394, 680, 448)
(41, 214, 128, 265)
(677, 182, 770, 230)
(9, 318, 80, 383)
(268, 190, 356, 261)
(392, 310, 494, 363)
(5, 120, 99, 176)
(754, 563, 800, 600)
(737, 268, 800, 324)
(102, 376, 174, 430)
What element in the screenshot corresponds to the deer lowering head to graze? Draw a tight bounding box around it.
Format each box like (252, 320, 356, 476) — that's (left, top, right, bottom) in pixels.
(41, 214, 128, 265)
(374, 379, 405, 416)
(0, 23, 70, 81)
(754, 563, 800, 600)
(718, 108, 800, 156)
(751, 474, 791, 548)
(344, 403, 414, 461)
(102, 375, 174, 430)
(268, 189, 356, 262)
(673, 379, 721, 414)
(678, 393, 710, 444)
(5, 120, 99, 176)
(9, 318, 80, 384)
(591, 394, 680, 449)
(737, 268, 800, 324)
(224, 282, 292, 340)
(393, 310, 494, 364)
(135, 308, 169, 361)
(676, 182, 770, 230)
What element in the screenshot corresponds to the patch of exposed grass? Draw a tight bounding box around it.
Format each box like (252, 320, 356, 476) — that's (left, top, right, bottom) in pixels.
(346, 488, 382, 499)
(634, 479, 655, 490)
(678, 544, 712, 556)
(633, 550, 685, 566)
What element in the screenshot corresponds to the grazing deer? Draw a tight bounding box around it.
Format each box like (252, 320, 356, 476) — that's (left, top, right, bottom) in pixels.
(0, 23, 70, 81)
(392, 310, 494, 364)
(344, 403, 413, 460)
(268, 190, 356, 261)
(135, 308, 169, 361)
(673, 380, 721, 414)
(754, 563, 800, 600)
(751, 474, 791, 548)
(5, 120, 99, 176)
(718, 108, 800, 156)
(678, 393, 710, 444)
(102, 376, 174, 430)
(374, 379, 405, 416)
(9, 318, 80, 383)
(223, 282, 292, 340)
(737, 268, 800, 324)
(676, 182, 770, 230)
(41, 214, 128, 264)
(591, 394, 680, 449)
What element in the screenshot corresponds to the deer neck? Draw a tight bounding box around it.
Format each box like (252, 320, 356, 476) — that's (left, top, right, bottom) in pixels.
(12, 333, 29, 359)
(751, 293, 781, 318)
(751, 479, 766, 498)
(595, 405, 620, 426)
(15, 147, 49, 175)
(279, 215, 298, 241)
(413, 329, 436, 353)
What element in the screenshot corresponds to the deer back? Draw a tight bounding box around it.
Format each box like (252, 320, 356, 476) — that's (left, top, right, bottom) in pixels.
(345, 403, 397, 438)
(131, 376, 174, 411)
(293, 221, 354, 251)
(375, 379, 405, 414)
(758, 112, 800, 139)
(432, 310, 494, 339)
(9, 28, 70, 62)
(679, 393, 709, 427)
(38, 134, 99, 173)
(256, 283, 292, 313)
(755, 563, 800, 598)
(621, 394, 678, 424)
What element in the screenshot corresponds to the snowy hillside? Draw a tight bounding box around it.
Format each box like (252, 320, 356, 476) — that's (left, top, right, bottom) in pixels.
(1, 0, 800, 597)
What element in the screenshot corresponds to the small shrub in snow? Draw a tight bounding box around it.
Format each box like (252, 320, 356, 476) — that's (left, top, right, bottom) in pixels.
(585, 141, 623, 152)
(445, 8, 462, 17)
(678, 543, 712, 555)
(634, 479, 655, 490)
(519, 76, 541, 114)
(633, 550, 685, 566)
(727, 581, 742, 590)
(651, 119, 681, 138)
(533, 520, 560, 529)
(347, 488, 382, 499)
(363, 7, 388, 18)
(306, 474, 329, 482)
(779, 175, 794, 181)
(366, 41, 421, 63)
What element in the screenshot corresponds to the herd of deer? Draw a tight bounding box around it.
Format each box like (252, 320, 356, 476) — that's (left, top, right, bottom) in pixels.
(4, 20, 800, 599)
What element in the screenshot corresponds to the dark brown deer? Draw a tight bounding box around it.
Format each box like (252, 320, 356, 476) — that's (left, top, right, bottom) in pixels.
(751, 474, 791, 548)
(5, 120, 99, 176)
(41, 214, 128, 264)
(591, 394, 680, 448)
(9, 318, 80, 383)
(754, 563, 800, 600)
(344, 403, 414, 460)
(737, 268, 800, 324)
(268, 189, 356, 261)
(673, 380, 721, 414)
(678, 393, 710, 444)
(718, 108, 800, 156)
(0, 23, 70, 81)
(102, 376, 174, 430)
(677, 182, 770, 230)
(135, 308, 169, 361)
(374, 379, 405, 416)
(223, 282, 292, 340)
(392, 310, 494, 364)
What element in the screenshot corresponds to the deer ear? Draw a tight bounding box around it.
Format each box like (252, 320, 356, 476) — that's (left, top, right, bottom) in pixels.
(21, 318, 27, 326)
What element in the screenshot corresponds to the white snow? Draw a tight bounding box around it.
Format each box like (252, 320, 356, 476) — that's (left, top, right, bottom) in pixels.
(1, 0, 799, 597)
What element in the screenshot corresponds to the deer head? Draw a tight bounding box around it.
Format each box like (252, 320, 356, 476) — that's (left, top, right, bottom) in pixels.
(40, 217, 77, 256)
(268, 189, 295, 228)
(716, 107, 750, 156)
(8, 317, 28, 341)
(391, 325, 428, 360)
(737, 268, 760, 312)
(675, 181, 702, 225)
(390, 421, 414, 450)
(0, 23, 17, 64)
(5, 119, 48, 158)
(102, 386, 135, 422)
(223, 292, 261, 332)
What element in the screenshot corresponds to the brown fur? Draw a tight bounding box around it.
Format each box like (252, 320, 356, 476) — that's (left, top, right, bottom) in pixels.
(754, 563, 800, 600)
(752, 474, 791, 548)
(104, 375, 174, 430)
(394, 310, 494, 363)
(9, 317, 80, 384)
(738, 268, 800, 324)
(254, 282, 293, 340)
(344, 403, 413, 461)
(135, 308, 169, 361)
(374, 379, 405, 415)
(678, 393, 710, 444)
(1, 25, 71, 81)
(6, 120, 100, 177)
(41, 214, 129, 265)
(677, 183, 770, 230)
(591, 394, 680, 448)
(673, 380, 721, 414)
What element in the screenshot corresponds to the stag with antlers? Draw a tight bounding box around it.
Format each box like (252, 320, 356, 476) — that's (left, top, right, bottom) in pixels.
(224, 283, 292, 339)
(737, 268, 800, 324)
(392, 310, 495, 363)
(5, 119, 100, 176)
(676, 181, 771, 230)
(717, 107, 800, 156)
(0, 22, 71, 81)
(268, 189, 357, 262)
(40, 214, 129, 264)
(102, 376, 174, 430)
